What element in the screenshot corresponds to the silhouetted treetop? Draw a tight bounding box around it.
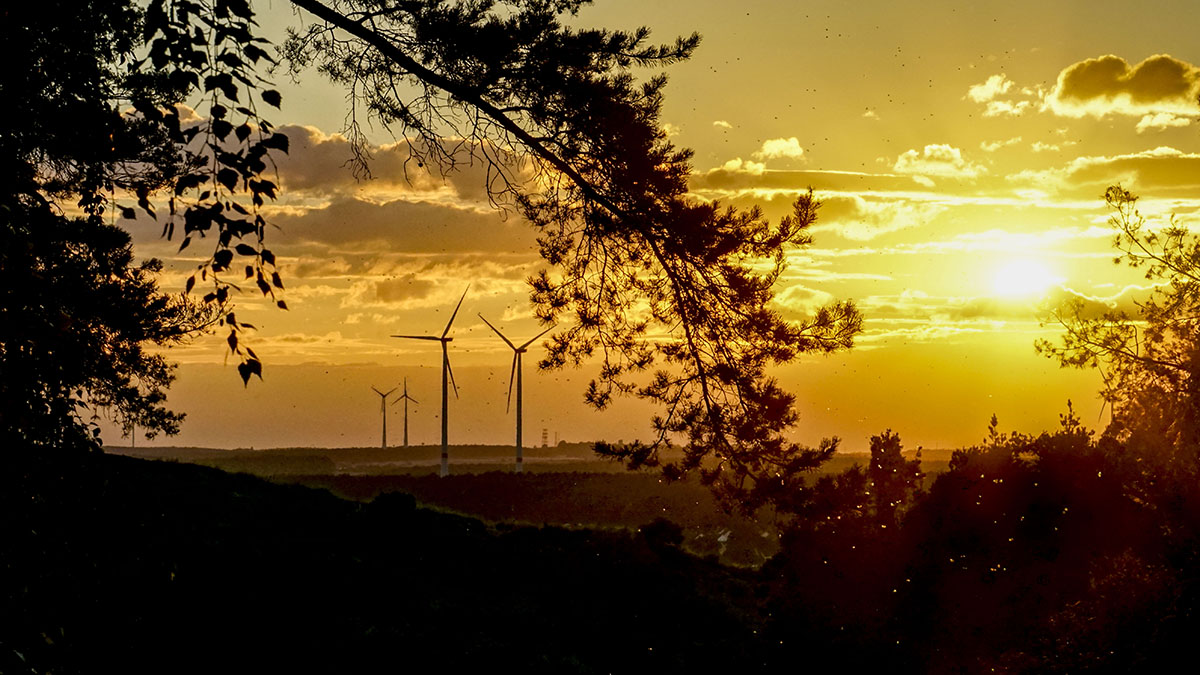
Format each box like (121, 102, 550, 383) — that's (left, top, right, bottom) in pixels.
(285, 0, 862, 506)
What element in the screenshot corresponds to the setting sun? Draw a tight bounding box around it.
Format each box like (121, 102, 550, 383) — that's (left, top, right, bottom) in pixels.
(991, 259, 1062, 298)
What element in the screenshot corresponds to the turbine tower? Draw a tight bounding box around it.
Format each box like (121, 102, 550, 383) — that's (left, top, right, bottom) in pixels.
(477, 314, 555, 473)
(392, 287, 468, 477)
(370, 385, 398, 449)
(391, 377, 419, 448)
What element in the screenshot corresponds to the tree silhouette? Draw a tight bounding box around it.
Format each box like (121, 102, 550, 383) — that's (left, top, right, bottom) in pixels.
(283, 0, 862, 507)
(867, 429, 923, 528)
(2, 0, 287, 449)
(0, 204, 214, 450)
(1038, 186, 1200, 471)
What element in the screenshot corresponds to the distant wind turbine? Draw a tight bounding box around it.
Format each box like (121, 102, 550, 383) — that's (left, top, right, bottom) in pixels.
(477, 314, 555, 473)
(371, 385, 398, 449)
(392, 286, 469, 477)
(390, 377, 419, 448)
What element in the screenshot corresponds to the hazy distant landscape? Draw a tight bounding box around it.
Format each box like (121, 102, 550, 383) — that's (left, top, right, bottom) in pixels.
(107, 443, 953, 566)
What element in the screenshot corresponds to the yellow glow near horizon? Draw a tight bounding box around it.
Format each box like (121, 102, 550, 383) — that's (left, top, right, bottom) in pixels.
(991, 259, 1061, 298)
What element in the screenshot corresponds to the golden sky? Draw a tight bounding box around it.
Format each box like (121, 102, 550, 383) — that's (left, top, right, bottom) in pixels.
(109, 0, 1200, 451)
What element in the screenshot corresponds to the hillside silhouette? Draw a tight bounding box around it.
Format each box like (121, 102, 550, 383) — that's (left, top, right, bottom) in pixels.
(12, 417, 1200, 672)
(4, 450, 764, 673)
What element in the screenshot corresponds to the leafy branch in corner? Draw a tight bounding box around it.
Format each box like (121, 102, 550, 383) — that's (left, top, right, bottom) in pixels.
(131, 0, 292, 384)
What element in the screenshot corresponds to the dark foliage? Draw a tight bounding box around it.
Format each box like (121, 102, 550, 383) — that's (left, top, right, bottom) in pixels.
(2, 0, 289, 449)
(759, 408, 1200, 673)
(12, 406, 1200, 672)
(0, 200, 209, 451)
(2, 449, 767, 673)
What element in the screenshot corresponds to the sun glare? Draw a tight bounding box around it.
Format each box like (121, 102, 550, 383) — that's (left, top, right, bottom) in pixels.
(991, 259, 1061, 298)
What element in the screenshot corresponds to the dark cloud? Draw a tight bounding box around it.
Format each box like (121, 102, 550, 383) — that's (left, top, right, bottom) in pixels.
(273, 196, 535, 254)
(371, 274, 438, 303)
(1065, 148, 1200, 190)
(273, 125, 516, 202)
(286, 252, 534, 281)
(1013, 147, 1200, 196)
(1048, 54, 1200, 117)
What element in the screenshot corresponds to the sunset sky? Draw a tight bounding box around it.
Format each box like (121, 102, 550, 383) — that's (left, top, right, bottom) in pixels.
(108, 0, 1200, 452)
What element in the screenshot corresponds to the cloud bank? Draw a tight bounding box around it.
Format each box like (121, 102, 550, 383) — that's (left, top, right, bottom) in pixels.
(1046, 54, 1200, 118)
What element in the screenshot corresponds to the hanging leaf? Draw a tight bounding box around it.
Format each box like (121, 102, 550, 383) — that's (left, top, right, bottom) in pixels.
(216, 167, 238, 191)
(262, 132, 289, 153)
(213, 249, 233, 271)
(212, 119, 233, 140)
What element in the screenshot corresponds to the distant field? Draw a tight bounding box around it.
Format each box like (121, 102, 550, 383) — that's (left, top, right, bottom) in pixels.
(106, 443, 952, 566)
(107, 442, 953, 477)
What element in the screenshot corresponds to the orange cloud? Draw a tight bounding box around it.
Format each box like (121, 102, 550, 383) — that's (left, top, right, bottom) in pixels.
(273, 125, 522, 204)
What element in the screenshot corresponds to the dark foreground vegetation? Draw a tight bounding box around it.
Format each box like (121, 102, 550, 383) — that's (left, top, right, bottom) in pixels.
(10, 409, 1200, 673)
(4, 449, 763, 673)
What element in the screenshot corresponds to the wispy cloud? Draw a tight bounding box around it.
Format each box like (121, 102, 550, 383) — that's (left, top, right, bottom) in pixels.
(893, 144, 987, 179)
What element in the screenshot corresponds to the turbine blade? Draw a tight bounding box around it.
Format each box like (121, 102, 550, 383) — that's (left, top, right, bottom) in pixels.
(446, 355, 459, 399)
(384, 387, 397, 397)
(478, 313, 516, 349)
(518, 324, 557, 350)
(506, 354, 517, 414)
(391, 335, 442, 341)
(371, 386, 383, 396)
(442, 286, 469, 338)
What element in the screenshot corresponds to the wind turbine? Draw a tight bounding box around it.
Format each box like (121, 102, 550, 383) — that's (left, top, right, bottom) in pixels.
(477, 314, 555, 473)
(390, 377, 419, 448)
(370, 385, 398, 449)
(392, 286, 468, 477)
